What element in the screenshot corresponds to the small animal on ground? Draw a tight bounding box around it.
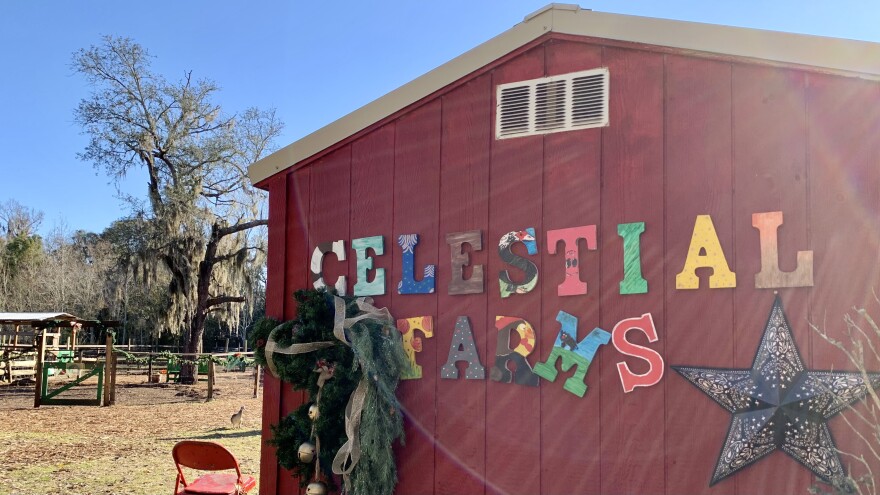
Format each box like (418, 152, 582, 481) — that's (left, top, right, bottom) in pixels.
(230, 405, 245, 428)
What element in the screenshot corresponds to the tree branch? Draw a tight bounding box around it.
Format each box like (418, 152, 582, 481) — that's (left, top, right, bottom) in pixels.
(217, 218, 268, 238)
(213, 245, 265, 264)
(206, 295, 245, 308)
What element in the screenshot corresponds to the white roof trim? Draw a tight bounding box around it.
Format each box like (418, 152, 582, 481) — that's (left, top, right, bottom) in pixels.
(0, 313, 78, 322)
(249, 4, 880, 185)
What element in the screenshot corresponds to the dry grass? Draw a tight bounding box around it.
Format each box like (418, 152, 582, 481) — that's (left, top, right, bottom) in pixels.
(0, 372, 263, 495)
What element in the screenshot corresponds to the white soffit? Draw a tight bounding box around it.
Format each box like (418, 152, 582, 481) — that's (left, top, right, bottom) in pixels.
(249, 4, 880, 185)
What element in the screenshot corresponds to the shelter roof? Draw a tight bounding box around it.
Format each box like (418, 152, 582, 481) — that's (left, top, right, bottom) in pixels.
(248, 3, 880, 185)
(0, 313, 79, 324)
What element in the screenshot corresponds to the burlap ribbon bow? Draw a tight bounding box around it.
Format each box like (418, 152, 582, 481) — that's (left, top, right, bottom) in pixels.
(264, 295, 394, 493)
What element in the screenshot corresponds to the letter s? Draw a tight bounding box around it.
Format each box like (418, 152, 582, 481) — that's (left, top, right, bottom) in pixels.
(612, 313, 664, 393)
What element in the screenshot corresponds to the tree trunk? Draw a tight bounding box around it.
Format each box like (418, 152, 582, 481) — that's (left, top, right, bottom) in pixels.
(179, 229, 218, 384)
(178, 220, 263, 384)
(179, 302, 208, 384)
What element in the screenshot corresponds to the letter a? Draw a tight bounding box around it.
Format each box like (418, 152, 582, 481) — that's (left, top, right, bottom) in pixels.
(440, 317, 485, 380)
(675, 215, 736, 289)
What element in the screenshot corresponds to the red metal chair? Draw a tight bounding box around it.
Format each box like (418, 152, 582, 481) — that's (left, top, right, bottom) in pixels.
(172, 440, 256, 495)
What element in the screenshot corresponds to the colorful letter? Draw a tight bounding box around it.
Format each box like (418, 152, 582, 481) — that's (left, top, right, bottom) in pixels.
(446, 231, 484, 295)
(440, 317, 485, 380)
(546, 226, 596, 296)
(533, 311, 611, 397)
(752, 211, 814, 288)
(397, 234, 435, 294)
(612, 313, 664, 393)
(490, 316, 539, 387)
(310, 240, 347, 295)
(352, 236, 385, 296)
(396, 316, 434, 380)
(498, 228, 539, 298)
(618, 222, 648, 295)
(675, 215, 736, 289)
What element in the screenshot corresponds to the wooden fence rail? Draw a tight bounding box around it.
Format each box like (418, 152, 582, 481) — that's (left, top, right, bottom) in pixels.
(5, 340, 259, 407)
(17, 342, 261, 407)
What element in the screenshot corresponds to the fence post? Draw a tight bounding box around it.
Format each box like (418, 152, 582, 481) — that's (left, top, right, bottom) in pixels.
(103, 332, 112, 407)
(109, 354, 118, 406)
(206, 359, 215, 401)
(253, 364, 260, 398)
(33, 331, 46, 408)
(5, 352, 12, 384)
(147, 353, 153, 381)
(193, 355, 199, 384)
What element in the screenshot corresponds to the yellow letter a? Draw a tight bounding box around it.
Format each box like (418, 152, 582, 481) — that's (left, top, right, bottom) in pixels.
(675, 215, 736, 289)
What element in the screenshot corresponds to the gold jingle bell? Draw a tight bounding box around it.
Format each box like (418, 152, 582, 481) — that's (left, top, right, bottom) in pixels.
(306, 481, 328, 495)
(308, 403, 319, 421)
(297, 441, 316, 463)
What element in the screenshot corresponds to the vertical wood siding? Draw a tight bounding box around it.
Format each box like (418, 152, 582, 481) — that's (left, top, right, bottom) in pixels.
(260, 39, 880, 494)
(435, 74, 491, 494)
(598, 45, 665, 495)
(730, 63, 811, 495)
(260, 175, 286, 494)
(486, 45, 544, 495)
(280, 168, 311, 494)
(539, 40, 603, 495)
(393, 100, 442, 494)
(663, 54, 736, 495)
(807, 73, 880, 481)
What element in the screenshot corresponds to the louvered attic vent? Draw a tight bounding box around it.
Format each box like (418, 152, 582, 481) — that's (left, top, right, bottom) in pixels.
(496, 68, 609, 139)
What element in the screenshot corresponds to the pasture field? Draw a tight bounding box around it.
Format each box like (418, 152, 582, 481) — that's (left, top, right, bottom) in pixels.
(0, 372, 262, 495)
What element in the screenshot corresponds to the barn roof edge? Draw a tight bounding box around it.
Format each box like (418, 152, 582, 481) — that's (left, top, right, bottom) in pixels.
(249, 4, 880, 186)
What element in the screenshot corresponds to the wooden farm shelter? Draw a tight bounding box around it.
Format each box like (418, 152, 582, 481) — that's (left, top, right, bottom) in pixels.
(249, 5, 880, 494)
(0, 312, 79, 347)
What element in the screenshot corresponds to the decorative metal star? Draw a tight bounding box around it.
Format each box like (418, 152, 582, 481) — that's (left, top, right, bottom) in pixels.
(672, 295, 880, 486)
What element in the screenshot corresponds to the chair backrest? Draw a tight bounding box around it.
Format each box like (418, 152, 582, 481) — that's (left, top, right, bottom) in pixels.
(173, 440, 241, 472)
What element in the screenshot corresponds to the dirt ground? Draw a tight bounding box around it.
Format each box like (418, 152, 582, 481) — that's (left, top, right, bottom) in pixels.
(0, 371, 263, 495)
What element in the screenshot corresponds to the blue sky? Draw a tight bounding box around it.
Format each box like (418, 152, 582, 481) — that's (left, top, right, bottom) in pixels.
(1, 1, 878, 236)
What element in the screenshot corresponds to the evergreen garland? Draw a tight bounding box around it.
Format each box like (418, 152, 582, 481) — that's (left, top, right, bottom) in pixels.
(111, 347, 255, 368)
(252, 288, 409, 494)
(248, 316, 282, 365)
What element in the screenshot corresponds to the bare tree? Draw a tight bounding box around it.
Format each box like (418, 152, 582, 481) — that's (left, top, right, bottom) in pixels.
(0, 202, 45, 311)
(812, 292, 880, 495)
(73, 36, 281, 382)
(0, 199, 44, 238)
(0, 217, 111, 318)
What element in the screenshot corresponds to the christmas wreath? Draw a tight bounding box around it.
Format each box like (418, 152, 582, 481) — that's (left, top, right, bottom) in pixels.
(250, 288, 409, 495)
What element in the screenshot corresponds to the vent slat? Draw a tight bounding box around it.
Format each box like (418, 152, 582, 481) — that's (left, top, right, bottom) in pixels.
(498, 84, 530, 136)
(496, 68, 607, 139)
(534, 80, 566, 131)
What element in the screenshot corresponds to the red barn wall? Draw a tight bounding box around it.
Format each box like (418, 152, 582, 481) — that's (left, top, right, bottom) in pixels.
(261, 37, 880, 494)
